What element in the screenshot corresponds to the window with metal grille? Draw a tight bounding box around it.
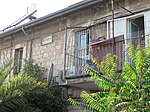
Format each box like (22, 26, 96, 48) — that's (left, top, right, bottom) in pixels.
(75, 29, 90, 52)
(74, 29, 90, 75)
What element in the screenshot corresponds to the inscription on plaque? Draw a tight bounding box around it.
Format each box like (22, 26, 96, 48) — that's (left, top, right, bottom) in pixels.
(41, 35, 52, 45)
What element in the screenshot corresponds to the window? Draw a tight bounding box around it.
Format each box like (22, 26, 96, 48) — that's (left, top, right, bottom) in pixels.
(107, 15, 145, 43)
(75, 29, 90, 56)
(107, 14, 146, 63)
(74, 29, 90, 75)
(128, 16, 145, 46)
(14, 48, 23, 74)
(107, 18, 126, 39)
(0, 51, 1, 65)
(144, 10, 150, 46)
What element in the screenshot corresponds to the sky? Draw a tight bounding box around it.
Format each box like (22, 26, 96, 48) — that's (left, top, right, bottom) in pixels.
(0, 0, 82, 30)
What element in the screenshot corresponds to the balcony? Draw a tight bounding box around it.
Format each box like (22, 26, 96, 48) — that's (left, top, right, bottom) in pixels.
(65, 35, 124, 79)
(64, 34, 146, 86)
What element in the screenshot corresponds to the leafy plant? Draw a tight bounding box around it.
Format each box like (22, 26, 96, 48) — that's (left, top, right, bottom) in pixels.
(21, 59, 65, 112)
(21, 59, 43, 81)
(0, 60, 41, 112)
(68, 44, 150, 112)
(25, 85, 65, 112)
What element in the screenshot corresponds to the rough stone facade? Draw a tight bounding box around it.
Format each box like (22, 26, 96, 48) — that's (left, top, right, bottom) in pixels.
(0, 0, 150, 111)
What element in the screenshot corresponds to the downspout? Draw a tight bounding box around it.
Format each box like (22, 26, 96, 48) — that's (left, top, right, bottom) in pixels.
(9, 36, 13, 78)
(10, 36, 13, 60)
(21, 27, 32, 59)
(63, 26, 68, 82)
(111, 0, 116, 55)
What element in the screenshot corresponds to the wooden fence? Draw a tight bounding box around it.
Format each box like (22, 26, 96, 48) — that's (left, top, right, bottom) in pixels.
(90, 35, 125, 69)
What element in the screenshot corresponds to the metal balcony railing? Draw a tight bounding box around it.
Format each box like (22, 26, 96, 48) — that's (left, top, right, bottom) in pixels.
(65, 33, 150, 78)
(65, 47, 91, 78)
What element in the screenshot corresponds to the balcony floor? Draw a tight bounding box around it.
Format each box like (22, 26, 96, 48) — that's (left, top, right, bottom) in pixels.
(66, 76, 99, 90)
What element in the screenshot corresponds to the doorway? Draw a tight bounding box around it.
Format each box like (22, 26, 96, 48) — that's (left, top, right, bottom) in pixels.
(127, 16, 145, 46)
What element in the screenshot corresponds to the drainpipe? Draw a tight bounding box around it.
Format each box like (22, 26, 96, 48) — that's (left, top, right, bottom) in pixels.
(10, 36, 13, 60)
(21, 27, 32, 59)
(111, 0, 116, 55)
(63, 26, 68, 81)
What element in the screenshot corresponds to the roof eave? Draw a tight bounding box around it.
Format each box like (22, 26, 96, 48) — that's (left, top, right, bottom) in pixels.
(0, 0, 104, 38)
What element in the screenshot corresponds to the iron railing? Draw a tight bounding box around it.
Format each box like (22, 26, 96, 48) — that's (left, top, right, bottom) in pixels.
(65, 34, 150, 78)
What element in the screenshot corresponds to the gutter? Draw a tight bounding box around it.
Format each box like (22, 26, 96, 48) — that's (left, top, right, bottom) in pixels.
(0, 0, 103, 38)
(0, 0, 149, 39)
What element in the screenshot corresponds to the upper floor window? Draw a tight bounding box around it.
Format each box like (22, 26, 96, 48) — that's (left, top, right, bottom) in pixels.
(75, 29, 90, 52)
(75, 29, 90, 66)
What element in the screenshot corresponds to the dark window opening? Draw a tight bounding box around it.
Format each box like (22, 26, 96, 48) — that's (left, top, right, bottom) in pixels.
(128, 16, 145, 46)
(14, 48, 23, 74)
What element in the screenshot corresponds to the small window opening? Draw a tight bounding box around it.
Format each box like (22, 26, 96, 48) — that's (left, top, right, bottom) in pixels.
(14, 48, 23, 74)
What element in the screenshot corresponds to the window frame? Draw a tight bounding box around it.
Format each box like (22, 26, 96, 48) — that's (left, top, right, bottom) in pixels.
(14, 48, 23, 74)
(74, 29, 90, 74)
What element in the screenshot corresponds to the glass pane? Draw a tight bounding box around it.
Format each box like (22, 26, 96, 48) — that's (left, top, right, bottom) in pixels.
(80, 34, 86, 49)
(131, 22, 139, 38)
(18, 49, 23, 72)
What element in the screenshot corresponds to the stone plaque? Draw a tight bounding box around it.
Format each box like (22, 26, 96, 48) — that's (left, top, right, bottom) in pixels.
(41, 35, 52, 45)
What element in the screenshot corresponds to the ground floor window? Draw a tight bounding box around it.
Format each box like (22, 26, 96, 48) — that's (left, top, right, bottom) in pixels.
(14, 48, 23, 74)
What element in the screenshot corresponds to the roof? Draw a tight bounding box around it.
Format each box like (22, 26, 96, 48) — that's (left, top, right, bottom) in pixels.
(0, 0, 104, 38)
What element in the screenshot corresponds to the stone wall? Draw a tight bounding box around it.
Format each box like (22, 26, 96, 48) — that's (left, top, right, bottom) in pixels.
(66, 87, 92, 112)
(32, 31, 64, 78)
(0, 0, 148, 83)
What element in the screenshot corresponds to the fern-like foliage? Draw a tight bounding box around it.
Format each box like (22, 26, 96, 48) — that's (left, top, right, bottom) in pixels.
(68, 44, 150, 112)
(0, 60, 41, 112)
(21, 59, 43, 81)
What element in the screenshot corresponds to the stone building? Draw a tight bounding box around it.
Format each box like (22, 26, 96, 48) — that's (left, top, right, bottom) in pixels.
(0, 0, 150, 111)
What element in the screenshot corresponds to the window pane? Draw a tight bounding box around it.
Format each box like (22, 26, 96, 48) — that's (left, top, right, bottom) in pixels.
(14, 48, 23, 74)
(18, 49, 23, 72)
(80, 34, 86, 49)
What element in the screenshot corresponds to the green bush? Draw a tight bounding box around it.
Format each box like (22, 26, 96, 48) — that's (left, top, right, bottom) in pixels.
(25, 85, 65, 112)
(0, 59, 65, 112)
(68, 44, 150, 112)
(21, 59, 65, 112)
(0, 60, 41, 112)
(21, 59, 43, 81)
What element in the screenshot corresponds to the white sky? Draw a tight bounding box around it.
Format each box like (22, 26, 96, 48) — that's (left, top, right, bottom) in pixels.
(0, 0, 82, 30)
